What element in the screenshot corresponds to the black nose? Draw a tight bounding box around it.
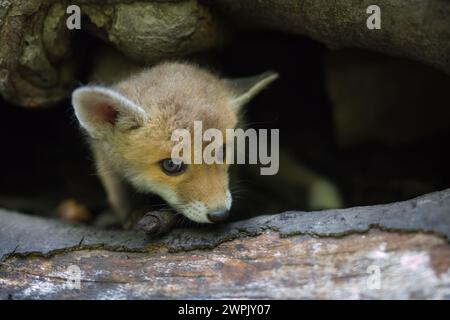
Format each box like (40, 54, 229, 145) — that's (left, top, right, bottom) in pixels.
(207, 208, 230, 223)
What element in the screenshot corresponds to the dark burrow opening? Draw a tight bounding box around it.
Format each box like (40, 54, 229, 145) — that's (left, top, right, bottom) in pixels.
(1, 30, 450, 226)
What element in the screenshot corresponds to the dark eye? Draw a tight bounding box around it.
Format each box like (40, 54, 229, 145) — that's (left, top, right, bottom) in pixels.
(159, 158, 187, 176)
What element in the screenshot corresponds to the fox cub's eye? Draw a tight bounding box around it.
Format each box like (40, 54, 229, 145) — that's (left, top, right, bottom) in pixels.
(160, 159, 186, 176)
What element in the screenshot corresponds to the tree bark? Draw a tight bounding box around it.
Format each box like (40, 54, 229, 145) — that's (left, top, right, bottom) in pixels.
(212, 0, 450, 74)
(1, 189, 450, 299)
(0, 0, 224, 107)
(1, 0, 449, 107)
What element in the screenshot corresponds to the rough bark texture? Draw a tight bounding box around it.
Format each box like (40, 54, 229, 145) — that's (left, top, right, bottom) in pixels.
(1, 189, 449, 299)
(0, 0, 224, 107)
(1, 0, 449, 107)
(212, 0, 450, 74)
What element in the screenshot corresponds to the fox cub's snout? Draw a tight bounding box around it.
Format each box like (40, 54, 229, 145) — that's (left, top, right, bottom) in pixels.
(72, 62, 278, 224)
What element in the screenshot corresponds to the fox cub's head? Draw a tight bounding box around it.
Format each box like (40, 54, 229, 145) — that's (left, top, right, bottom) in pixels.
(72, 62, 277, 223)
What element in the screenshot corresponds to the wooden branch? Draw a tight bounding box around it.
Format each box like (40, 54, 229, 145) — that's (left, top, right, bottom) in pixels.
(0, 0, 223, 107)
(1, 189, 449, 299)
(211, 0, 450, 74)
(1, 1, 449, 107)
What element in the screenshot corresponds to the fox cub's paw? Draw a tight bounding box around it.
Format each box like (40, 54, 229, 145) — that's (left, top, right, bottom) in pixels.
(308, 179, 343, 210)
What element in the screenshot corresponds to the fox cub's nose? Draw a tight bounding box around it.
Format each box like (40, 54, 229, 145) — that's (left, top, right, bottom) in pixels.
(207, 208, 230, 223)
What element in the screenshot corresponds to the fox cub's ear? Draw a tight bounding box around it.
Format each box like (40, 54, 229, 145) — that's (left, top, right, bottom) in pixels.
(225, 71, 279, 114)
(72, 86, 146, 138)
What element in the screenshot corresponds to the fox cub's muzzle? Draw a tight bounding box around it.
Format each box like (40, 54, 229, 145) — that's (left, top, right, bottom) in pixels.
(207, 208, 230, 223)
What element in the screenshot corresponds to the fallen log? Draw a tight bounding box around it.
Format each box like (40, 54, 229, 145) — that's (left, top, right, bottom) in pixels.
(1, 0, 449, 108)
(212, 0, 450, 74)
(1, 189, 449, 299)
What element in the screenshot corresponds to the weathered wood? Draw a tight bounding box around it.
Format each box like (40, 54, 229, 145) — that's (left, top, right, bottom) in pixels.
(1, 231, 449, 299)
(212, 0, 450, 74)
(0, 189, 450, 299)
(0, 0, 224, 107)
(1, 0, 449, 107)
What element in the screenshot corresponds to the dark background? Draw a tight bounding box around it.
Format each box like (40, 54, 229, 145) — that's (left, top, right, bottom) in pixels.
(1, 30, 450, 221)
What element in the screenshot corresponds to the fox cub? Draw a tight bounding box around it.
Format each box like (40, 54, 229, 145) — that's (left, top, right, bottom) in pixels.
(72, 62, 279, 227)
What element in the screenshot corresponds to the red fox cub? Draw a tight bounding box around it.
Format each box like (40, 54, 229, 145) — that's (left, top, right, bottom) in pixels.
(72, 62, 279, 226)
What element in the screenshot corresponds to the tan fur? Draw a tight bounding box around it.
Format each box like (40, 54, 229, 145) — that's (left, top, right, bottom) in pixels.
(73, 62, 277, 224)
(110, 63, 235, 214)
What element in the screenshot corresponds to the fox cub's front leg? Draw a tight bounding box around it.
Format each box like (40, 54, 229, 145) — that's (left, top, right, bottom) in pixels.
(93, 146, 132, 224)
